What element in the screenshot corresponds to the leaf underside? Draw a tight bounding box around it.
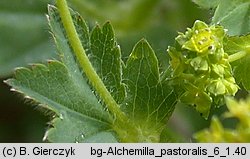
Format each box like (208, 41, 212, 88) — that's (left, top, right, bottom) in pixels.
(6, 5, 118, 143)
(6, 5, 177, 142)
(5, 60, 116, 143)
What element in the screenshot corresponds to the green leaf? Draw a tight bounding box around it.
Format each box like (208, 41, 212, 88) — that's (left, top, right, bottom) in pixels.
(5, 5, 120, 143)
(90, 23, 126, 103)
(212, 0, 250, 35)
(123, 39, 177, 127)
(192, 0, 219, 9)
(48, 5, 90, 90)
(224, 34, 250, 90)
(224, 34, 250, 54)
(49, 5, 125, 104)
(5, 3, 179, 142)
(0, 0, 55, 77)
(47, 110, 117, 143)
(5, 61, 115, 142)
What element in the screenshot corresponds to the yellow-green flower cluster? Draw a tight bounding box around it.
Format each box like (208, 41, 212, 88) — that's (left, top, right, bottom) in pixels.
(168, 20, 238, 118)
(195, 97, 250, 142)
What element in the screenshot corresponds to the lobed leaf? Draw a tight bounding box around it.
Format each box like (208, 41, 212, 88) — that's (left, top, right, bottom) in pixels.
(47, 109, 117, 143)
(90, 22, 126, 103)
(5, 5, 122, 143)
(122, 39, 177, 128)
(48, 5, 125, 104)
(6, 4, 178, 143)
(5, 61, 115, 142)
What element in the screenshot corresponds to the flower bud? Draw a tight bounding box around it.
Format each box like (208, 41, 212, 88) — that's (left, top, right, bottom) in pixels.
(208, 79, 226, 95)
(190, 56, 209, 71)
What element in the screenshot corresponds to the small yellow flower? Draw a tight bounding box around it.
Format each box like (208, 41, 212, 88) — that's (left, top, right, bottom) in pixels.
(195, 97, 250, 142)
(168, 20, 238, 118)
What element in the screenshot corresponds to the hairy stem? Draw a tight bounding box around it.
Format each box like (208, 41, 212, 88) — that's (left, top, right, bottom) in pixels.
(56, 0, 128, 123)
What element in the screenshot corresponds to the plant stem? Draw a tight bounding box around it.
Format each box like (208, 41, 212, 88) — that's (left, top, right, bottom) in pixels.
(228, 50, 249, 62)
(56, 0, 128, 123)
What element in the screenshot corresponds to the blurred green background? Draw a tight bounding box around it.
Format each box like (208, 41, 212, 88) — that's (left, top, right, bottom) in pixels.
(0, 0, 221, 142)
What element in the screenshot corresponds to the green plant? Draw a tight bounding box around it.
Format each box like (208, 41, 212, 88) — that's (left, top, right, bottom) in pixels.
(3, 0, 250, 142)
(195, 97, 250, 142)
